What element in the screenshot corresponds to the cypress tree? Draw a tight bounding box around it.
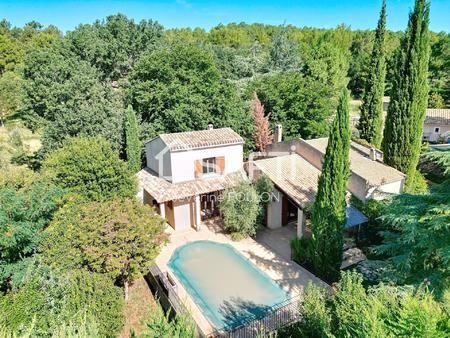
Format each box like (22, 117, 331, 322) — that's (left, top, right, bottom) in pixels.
(125, 105, 141, 173)
(382, 0, 430, 189)
(357, 0, 387, 148)
(310, 88, 351, 282)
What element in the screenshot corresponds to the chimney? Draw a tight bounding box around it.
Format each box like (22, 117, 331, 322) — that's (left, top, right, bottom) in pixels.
(207, 124, 213, 130)
(369, 147, 376, 161)
(274, 124, 283, 143)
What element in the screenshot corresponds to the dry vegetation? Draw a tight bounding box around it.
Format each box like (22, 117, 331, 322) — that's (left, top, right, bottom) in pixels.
(120, 277, 157, 337)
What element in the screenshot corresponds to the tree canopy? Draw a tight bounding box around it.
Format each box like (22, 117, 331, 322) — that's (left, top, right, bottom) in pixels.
(0, 169, 64, 290)
(128, 43, 253, 143)
(42, 137, 136, 201)
(42, 199, 167, 297)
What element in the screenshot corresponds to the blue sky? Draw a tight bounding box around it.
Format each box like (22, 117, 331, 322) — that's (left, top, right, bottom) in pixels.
(1, 0, 449, 33)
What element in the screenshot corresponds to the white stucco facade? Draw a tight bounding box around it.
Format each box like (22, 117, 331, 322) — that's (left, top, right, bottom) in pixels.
(267, 188, 283, 229)
(142, 130, 244, 231)
(170, 144, 243, 183)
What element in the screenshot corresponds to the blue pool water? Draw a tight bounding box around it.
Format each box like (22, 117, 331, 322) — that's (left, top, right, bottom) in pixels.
(168, 240, 289, 330)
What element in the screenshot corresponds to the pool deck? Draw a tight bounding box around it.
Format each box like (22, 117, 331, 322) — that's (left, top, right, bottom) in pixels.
(155, 219, 328, 335)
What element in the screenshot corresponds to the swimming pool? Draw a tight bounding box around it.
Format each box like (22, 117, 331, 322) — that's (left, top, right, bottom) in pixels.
(168, 240, 289, 330)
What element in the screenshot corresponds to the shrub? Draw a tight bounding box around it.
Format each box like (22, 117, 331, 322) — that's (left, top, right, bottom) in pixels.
(283, 271, 450, 338)
(299, 283, 332, 337)
(142, 306, 196, 338)
(220, 182, 259, 238)
(404, 169, 428, 194)
(255, 174, 274, 226)
(0, 268, 123, 337)
(42, 137, 136, 201)
(290, 237, 312, 265)
(0, 169, 64, 290)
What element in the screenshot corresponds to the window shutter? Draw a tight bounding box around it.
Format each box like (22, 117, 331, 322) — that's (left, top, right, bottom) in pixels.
(216, 156, 225, 174)
(194, 160, 202, 178)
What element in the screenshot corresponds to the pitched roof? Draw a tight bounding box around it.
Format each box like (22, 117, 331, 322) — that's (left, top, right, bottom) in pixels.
(253, 154, 321, 209)
(149, 128, 244, 152)
(303, 138, 405, 186)
(137, 167, 247, 203)
(425, 109, 450, 125)
(253, 155, 368, 226)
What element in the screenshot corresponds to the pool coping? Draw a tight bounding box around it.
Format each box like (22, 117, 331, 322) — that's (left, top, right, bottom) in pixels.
(168, 240, 292, 331)
(155, 224, 329, 335)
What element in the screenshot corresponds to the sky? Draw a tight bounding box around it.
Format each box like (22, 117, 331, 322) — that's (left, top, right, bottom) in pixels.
(1, 0, 449, 33)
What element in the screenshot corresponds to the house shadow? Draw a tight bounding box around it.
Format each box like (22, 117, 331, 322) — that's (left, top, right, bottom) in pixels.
(218, 297, 271, 330)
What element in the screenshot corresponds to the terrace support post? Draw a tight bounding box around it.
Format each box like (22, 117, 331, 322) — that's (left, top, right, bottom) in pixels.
(159, 202, 166, 219)
(297, 208, 304, 238)
(195, 195, 201, 231)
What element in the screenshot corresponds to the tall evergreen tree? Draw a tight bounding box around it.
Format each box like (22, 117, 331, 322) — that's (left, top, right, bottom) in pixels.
(310, 88, 351, 282)
(357, 0, 387, 148)
(125, 105, 141, 173)
(382, 0, 430, 189)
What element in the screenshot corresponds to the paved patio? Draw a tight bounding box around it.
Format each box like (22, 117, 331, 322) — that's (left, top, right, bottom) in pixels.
(155, 219, 328, 335)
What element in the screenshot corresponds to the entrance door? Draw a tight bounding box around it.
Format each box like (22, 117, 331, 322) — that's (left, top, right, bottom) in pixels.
(200, 191, 221, 220)
(282, 195, 298, 226)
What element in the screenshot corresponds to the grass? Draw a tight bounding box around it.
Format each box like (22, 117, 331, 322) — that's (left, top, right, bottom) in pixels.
(0, 120, 41, 168)
(349, 99, 362, 117)
(119, 277, 157, 338)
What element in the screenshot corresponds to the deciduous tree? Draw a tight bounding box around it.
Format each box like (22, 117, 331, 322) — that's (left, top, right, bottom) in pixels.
(0, 71, 23, 126)
(125, 105, 141, 172)
(42, 199, 167, 299)
(0, 169, 64, 290)
(42, 137, 136, 202)
(251, 92, 273, 151)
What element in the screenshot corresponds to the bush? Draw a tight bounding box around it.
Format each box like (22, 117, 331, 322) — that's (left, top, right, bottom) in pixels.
(299, 283, 332, 337)
(0, 168, 64, 290)
(0, 268, 124, 337)
(42, 137, 136, 202)
(283, 271, 450, 338)
(405, 169, 428, 194)
(220, 182, 260, 238)
(142, 306, 196, 338)
(254, 175, 274, 226)
(290, 237, 312, 265)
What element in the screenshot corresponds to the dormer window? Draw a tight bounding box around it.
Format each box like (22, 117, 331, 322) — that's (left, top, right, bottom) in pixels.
(202, 157, 216, 174)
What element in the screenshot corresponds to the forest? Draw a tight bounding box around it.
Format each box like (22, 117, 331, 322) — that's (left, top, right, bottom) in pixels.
(0, 6, 449, 337)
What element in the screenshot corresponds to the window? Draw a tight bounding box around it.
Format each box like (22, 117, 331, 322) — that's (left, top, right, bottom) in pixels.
(435, 127, 440, 133)
(202, 157, 216, 174)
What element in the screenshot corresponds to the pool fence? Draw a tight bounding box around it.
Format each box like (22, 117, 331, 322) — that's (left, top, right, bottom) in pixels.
(145, 264, 302, 338)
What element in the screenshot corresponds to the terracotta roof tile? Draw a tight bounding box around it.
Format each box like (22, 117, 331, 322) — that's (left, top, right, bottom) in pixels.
(425, 109, 450, 125)
(137, 168, 247, 203)
(304, 138, 405, 186)
(253, 154, 320, 209)
(149, 128, 244, 152)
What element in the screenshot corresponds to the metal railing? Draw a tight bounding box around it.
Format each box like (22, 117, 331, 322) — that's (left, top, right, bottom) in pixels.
(146, 265, 302, 338)
(207, 296, 301, 338)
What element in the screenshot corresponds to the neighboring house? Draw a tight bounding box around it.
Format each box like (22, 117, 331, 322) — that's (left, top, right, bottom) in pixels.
(249, 133, 404, 237)
(383, 97, 450, 143)
(422, 109, 450, 143)
(298, 138, 405, 202)
(137, 127, 246, 231)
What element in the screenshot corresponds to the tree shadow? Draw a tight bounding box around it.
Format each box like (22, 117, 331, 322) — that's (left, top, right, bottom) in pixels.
(218, 297, 271, 329)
